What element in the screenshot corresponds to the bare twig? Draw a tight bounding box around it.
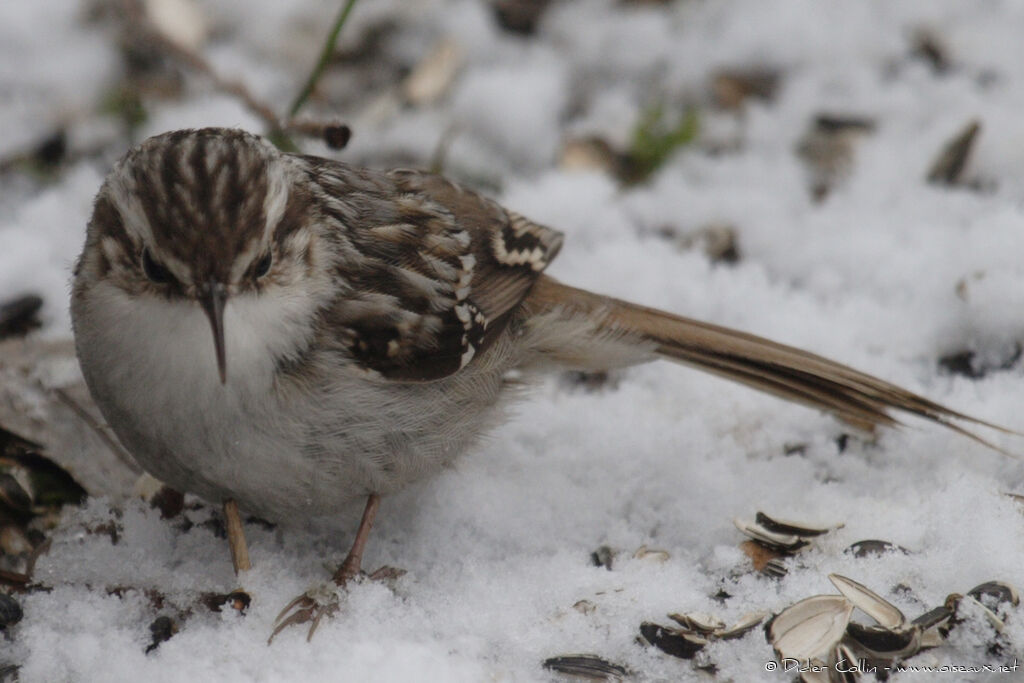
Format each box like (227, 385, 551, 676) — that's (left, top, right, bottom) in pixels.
(121, 0, 357, 151)
(288, 0, 360, 119)
(127, 12, 283, 133)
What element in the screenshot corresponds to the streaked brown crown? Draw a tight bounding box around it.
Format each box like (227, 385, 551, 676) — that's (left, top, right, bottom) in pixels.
(107, 128, 286, 286)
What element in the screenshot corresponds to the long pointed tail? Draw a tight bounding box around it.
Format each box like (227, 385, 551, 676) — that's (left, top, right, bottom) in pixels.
(522, 276, 1013, 448)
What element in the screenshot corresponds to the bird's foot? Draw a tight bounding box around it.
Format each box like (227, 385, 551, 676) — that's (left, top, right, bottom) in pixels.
(268, 566, 405, 643)
(268, 583, 339, 643)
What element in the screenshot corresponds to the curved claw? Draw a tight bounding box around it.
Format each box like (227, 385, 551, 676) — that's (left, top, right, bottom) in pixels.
(267, 565, 405, 644)
(268, 593, 339, 644)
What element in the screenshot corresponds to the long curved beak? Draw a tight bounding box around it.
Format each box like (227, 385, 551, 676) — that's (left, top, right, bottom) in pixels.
(198, 282, 228, 384)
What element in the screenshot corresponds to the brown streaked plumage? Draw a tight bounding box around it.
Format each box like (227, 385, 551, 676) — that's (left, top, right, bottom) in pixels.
(70, 128, 1013, 640)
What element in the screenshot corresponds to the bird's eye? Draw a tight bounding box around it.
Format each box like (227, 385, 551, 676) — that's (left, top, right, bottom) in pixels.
(253, 252, 272, 279)
(142, 248, 173, 284)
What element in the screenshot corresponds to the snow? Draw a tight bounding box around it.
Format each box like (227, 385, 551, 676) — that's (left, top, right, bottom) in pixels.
(2, 0, 1023, 681)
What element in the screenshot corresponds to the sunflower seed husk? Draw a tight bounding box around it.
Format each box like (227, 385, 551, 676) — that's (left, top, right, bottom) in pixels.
(542, 654, 629, 680)
(910, 28, 951, 73)
(711, 68, 781, 109)
(640, 622, 708, 659)
(828, 642, 862, 682)
(632, 545, 669, 562)
(755, 512, 842, 537)
(926, 119, 981, 186)
(911, 604, 953, 632)
(762, 558, 789, 579)
(966, 581, 1019, 609)
(953, 594, 1005, 632)
(734, 518, 809, 551)
(767, 595, 854, 661)
(143, 0, 209, 51)
(667, 612, 725, 634)
(573, 600, 596, 615)
(813, 115, 876, 133)
(828, 574, 905, 630)
(796, 115, 876, 201)
(560, 137, 620, 175)
(844, 622, 920, 659)
(845, 540, 910, 558)
(719, 611, 769, 639)
(401, 38, 462, 106)
(916, 609, 951, 651)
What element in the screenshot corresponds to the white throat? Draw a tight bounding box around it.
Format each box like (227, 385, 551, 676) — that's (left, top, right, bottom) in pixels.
(80, 282, 316, 400)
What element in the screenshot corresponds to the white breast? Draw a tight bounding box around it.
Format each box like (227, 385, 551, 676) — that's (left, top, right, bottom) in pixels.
(72, 282, 328, 518)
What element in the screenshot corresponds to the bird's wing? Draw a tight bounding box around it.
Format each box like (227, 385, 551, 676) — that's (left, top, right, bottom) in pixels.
(315, 165, 563, 381)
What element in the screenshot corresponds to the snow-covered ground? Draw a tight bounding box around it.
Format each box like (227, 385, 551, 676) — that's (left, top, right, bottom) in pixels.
(2, 1, 1023, 681)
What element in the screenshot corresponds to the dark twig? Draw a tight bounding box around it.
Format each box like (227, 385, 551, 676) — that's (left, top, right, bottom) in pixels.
(287, 0, 360, 119)
(133, 19, 283, 133)
(122, 0, 356, 151)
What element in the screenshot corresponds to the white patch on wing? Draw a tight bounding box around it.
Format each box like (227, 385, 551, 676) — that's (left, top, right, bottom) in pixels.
(491, 232, 549, 270)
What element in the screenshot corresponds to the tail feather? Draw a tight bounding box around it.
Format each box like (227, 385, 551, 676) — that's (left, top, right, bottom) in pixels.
(524, 276, 1015, 451)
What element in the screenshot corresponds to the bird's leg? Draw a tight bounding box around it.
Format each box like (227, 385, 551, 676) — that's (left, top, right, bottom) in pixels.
(223, 498, 252, 574)
(209, 499, 252, 615)
(331, 493, 380, 585)
(271, 494, 402, 643)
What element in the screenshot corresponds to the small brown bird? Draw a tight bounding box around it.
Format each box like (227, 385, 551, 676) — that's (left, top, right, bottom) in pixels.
(70, 128, 1007, 638)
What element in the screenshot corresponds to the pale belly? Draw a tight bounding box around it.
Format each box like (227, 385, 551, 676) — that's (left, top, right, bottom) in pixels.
(72, 287, 515, 521)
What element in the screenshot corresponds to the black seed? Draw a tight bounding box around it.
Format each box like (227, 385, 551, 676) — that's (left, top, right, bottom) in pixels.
(846, 540, 911, 558)
(323, 124, 351, 150)
(590, 546, 613, 571)
(912, 605, 953, 631)
(845, 622, 918, 656)
(145, 615, 175, 653)
(639, 622, 707, 659)
(542, 654, 629, 680)
(33, 130, 67, 168)
(0, 294, 43, 340)
(0, 594, 23, 628)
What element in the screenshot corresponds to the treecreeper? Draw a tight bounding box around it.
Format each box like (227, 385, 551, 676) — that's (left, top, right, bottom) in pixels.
(70, 128, 1010, 640)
